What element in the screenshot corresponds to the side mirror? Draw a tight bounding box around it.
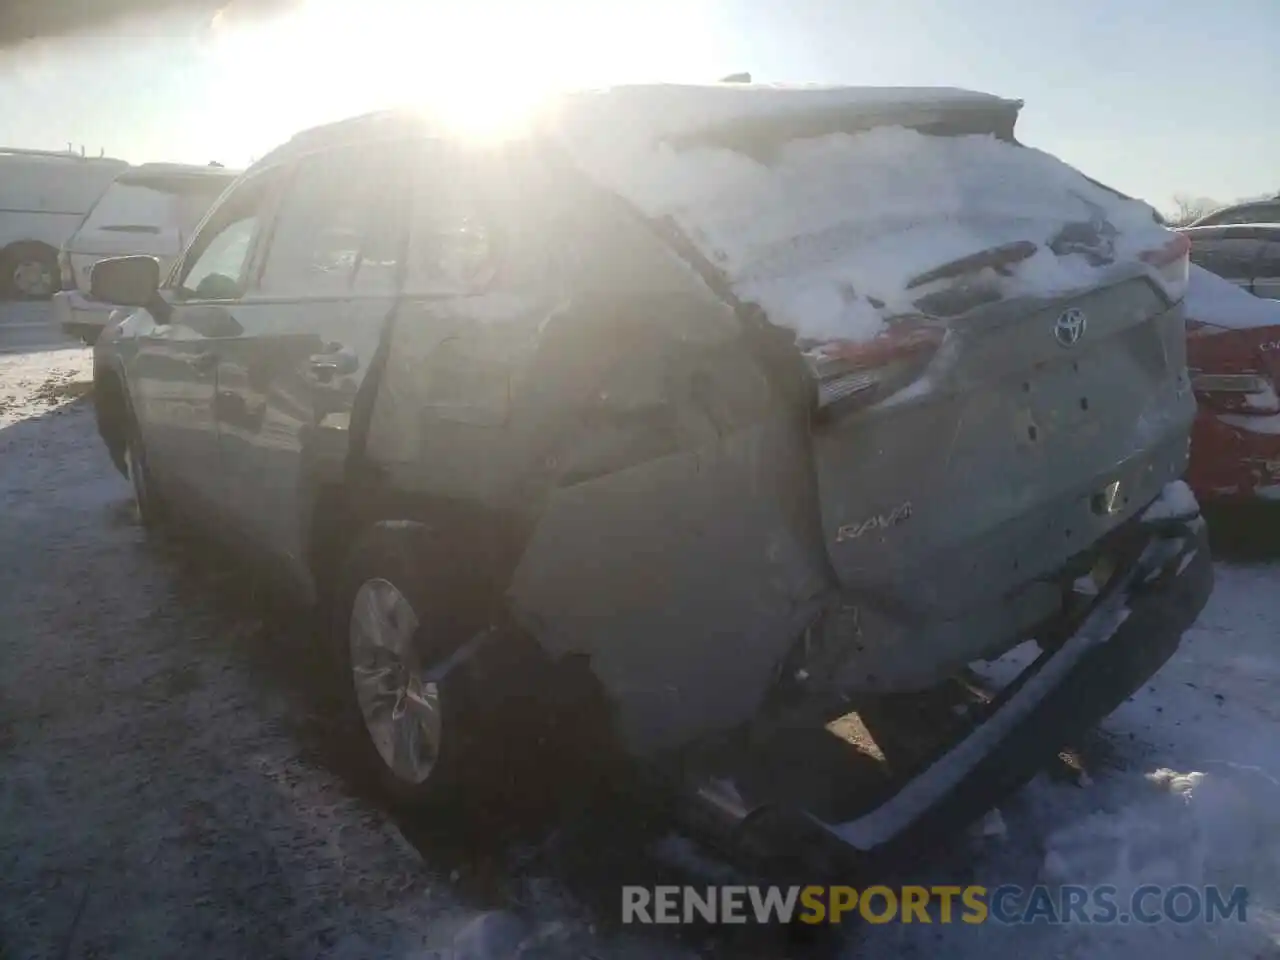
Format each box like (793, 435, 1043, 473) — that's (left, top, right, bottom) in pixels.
(90, 256, 160, 307)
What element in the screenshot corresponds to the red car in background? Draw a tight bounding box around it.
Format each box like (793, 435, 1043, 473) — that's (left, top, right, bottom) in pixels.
(1182, 265, 1280, 503)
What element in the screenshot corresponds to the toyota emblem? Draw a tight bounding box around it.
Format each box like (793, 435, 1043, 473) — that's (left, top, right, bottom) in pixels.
(1054, 308, 1087, 347)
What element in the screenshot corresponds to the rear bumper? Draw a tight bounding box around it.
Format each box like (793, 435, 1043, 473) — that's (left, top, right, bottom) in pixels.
(821, 500, 1212, 859)
(1188, 407, 1280, 503)
(53, 290, 116, 343)
(666, 483, 1212, 872)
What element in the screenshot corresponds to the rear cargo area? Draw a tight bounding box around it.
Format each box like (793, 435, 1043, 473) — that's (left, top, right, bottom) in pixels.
(552, 84, 1195, 689)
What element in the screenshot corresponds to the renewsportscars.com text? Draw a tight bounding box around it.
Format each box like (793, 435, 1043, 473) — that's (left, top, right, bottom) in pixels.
(621, 884, 1249, 926)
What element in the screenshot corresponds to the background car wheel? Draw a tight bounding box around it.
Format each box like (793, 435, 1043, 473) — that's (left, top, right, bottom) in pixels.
(332, 523, 498, 810)
(1, 243, 59, 300)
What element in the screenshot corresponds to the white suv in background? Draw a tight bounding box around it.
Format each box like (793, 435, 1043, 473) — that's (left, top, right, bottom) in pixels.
(55, 162, 238, 342)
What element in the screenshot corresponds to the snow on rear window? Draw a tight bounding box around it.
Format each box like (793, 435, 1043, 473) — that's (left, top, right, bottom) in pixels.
(557, 103, 1169, 344)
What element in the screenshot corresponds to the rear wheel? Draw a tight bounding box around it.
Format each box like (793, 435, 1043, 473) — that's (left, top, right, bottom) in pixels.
(1, 243, 59, 300)
(333, 524, 499, 809)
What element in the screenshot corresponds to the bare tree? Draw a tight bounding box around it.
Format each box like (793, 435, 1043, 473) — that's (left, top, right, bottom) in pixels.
(1167, 194, 1222, 227)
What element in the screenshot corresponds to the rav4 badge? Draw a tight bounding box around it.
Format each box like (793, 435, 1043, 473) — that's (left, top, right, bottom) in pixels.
(836, 501, 913, 543)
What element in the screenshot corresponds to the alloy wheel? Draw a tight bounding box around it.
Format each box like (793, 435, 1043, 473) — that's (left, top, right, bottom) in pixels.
(349, 578, 443, 784)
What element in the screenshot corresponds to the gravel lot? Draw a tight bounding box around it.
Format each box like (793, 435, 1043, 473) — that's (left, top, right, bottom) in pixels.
(0, 351, 477, 958)
(0, 311, 707, 960)
(2, 304, 1279, 960)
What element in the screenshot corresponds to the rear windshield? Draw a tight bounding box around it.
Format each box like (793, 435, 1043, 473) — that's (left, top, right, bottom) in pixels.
(574, 118, 1167, 344)
(80, 177, 231, 236)
(1192, 203, 1280, 227)
(665, 100, 1019, 159)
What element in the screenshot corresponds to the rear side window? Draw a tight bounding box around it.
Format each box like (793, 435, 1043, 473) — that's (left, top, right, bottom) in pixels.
(1257, 242, 1280, 279)
(1189, 238, 1262, 281)
(406, 157, 498, 295)
(257, 144, 411, 297)
(404, 144, 560, 296)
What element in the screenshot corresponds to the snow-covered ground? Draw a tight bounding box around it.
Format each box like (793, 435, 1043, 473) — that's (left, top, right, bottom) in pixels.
(0, 346, 93, 426)
(1, 305, 1278, 958)
(862, 563, 1280, 958)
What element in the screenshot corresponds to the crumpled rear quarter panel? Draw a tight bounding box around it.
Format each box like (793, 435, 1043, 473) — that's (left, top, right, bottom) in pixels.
(365, 208, 833, 756)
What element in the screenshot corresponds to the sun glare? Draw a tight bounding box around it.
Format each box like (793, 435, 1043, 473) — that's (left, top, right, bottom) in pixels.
(214, 0, 584, 146)
(209, 0, 726, 157)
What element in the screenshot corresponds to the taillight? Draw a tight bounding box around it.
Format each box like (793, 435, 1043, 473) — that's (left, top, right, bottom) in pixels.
(1140, 232, 1191, 302)
(805, 319, 945, 420)
(1189, 370, 1280, 415)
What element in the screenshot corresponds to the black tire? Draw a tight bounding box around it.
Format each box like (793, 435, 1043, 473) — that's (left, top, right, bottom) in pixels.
(331, 522, 505, 811)
(123, 412, 165, 530)
(1, 242, 59, 300)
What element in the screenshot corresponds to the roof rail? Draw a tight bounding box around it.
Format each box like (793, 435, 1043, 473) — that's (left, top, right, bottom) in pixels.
(0, 146, 125, 162)
(251, 110, 422, 170)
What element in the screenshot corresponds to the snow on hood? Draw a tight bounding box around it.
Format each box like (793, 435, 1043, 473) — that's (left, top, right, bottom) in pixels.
(550, 85, 1171, 345)
(1184, 265, 1280, 331)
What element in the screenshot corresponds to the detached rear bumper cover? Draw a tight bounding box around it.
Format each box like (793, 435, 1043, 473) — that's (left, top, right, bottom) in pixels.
(819, 479, 1211, 854)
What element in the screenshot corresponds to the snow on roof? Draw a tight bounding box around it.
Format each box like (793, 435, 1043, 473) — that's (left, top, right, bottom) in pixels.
(546, 83, 1020, 144)
(1185, 265, 1280, 330)
(123, 162, 242, 177)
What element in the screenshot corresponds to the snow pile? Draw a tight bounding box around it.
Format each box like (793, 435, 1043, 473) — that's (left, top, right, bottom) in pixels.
(552, 85, 1170, 345)
(1042, 766, 1280, 901)
(858, 561, 1280, 960)
(1184, 264, 1280, 330)
(1141, 479, 1201, 523)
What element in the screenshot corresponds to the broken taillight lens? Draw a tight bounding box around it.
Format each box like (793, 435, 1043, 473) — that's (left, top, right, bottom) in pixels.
(1139, 232, 1191, 302)
(1189, 370, 1280, 415)
(805, 319, 945, 420)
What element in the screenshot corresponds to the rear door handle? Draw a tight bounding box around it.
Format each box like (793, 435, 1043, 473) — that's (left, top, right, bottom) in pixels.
(188, 351, 218, 374)
(307, 347, 358, 382)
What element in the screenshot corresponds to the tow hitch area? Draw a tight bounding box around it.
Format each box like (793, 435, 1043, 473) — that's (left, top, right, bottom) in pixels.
(660, 503, 1212, 881)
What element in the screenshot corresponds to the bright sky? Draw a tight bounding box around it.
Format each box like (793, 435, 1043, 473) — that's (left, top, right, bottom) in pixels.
(0, 0, 1275, 212)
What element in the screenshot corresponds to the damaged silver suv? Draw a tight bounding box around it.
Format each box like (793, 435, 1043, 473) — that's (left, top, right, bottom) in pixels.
(89, 84, 1212, 865)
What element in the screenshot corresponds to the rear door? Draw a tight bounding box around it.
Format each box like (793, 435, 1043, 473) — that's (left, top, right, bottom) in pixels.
(212, 141, 412, 597)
